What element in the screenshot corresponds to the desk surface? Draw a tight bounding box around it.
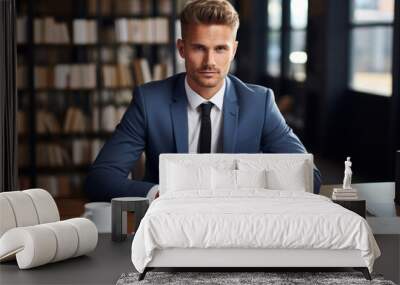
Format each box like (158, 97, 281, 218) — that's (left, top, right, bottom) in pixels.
(0, 234, 133, 285)
(321, 182, 399, 217)
(321, 182, 400, 234)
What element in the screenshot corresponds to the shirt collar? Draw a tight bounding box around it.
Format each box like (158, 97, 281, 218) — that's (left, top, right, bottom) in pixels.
(184, 76, 225, 111)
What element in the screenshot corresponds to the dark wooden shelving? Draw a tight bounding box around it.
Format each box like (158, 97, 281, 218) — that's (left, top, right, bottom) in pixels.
(17, 42, 172, 49)
(18, 132, 113, 141)
(20, 165, 91, 175)
(18, 87, 135, 93)
(31, 13, 173, 21)
(17, 0, 178, 199)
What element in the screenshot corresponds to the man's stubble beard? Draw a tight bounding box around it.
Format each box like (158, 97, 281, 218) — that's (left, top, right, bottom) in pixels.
(191, 68, 227, 89)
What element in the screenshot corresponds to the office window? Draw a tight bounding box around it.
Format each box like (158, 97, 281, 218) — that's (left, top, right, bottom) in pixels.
(266, 0, 308, 81)
(349, 0, 394, 96)
(267, 0, 282, 77)
(287, 0, 308, 81)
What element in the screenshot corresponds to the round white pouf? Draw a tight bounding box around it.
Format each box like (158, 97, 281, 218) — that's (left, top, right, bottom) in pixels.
(42, 221, 79, 262)
(0, 191, 39, 227)
(64, 218, 98, 257)
(0, 226, 57, 269)
(0, 218, 98, 269)
(0, 196, 17, 237)
(23, 189, 60, 223)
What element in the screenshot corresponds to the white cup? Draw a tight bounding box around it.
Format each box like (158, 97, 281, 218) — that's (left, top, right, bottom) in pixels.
(82, 202, 111, 233)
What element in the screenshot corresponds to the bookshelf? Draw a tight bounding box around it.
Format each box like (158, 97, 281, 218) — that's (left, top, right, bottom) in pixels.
(16, 0, 184, 202)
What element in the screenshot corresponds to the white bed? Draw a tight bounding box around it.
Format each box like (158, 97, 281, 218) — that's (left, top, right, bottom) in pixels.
(131, 154, 380, 280)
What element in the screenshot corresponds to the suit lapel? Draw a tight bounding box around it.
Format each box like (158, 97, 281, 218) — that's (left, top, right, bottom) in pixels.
(171, 75, 189, 153)
(223, 76, 239, 153)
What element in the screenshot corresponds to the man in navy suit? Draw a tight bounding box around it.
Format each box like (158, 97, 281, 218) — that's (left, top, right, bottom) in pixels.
(85, 0, 321, 201)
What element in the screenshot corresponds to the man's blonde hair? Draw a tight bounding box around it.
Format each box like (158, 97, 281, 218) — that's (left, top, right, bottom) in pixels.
(179, 0, 239, 38)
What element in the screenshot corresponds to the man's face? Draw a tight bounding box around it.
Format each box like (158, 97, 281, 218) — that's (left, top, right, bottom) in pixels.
(177, 24, 238, 96)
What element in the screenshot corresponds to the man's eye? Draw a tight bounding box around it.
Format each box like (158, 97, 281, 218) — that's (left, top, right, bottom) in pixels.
(216, 47, 227, 52)
(194, 46, 204, 51)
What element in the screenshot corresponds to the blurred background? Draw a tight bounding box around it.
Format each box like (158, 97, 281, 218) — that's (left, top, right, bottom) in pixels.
(6, 0, 399, 217)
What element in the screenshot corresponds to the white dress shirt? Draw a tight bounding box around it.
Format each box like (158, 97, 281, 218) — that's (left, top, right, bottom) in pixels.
(185, 76, 225, 153)
(146, 76, 226, 202)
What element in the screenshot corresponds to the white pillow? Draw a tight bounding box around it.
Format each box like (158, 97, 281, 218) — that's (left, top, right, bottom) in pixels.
(211, 168, 268, 190)
(267, 167, 306, 191)
(211, 168, 236, 190)
(237, 159, 307, 191)
(167, 162, 211, 191)
(236, 169, 267, 188)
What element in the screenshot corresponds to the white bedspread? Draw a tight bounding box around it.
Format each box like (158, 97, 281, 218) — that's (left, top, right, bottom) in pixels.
(131, 190, 380, 273)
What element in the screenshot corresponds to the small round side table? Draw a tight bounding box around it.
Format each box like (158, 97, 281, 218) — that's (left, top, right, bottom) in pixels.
(111, 197, 149, 242)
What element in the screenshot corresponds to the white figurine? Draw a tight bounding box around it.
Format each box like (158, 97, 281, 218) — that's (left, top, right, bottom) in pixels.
(342, 157, 352, 189)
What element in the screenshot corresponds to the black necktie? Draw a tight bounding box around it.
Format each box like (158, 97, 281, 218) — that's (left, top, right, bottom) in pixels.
(199, 102, 213, 153)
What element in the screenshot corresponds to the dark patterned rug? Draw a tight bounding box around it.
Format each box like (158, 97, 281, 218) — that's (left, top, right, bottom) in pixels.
(116, 271, 396, 285)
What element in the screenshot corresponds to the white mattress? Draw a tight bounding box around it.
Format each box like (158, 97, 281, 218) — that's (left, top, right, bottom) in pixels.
(131, 190, 380, 273)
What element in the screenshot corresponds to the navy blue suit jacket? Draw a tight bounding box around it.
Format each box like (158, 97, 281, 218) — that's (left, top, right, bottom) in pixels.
(85, 73, 322, 201)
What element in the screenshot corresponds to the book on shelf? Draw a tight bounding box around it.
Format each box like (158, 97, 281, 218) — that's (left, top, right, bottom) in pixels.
(54, 65, 69, 89)
(117, 64, 134, 87)
(115, 18, 169, 44)
(64, 107, 87, 133)
(114, 90, 132, 105)
(33, 17, 70, 44)
(154, 18, 169, 43)
(133, 58, 152, 85)
(36, 110, 61, 134)
(152, 63, 168, 81)
(100, 105, 127, 132)
(117, 45, 134, 65)
(115, 18, 129, 43)
(34, 66, 50, 89)
(333, 188, 358, 193)
(101, 105, 117, 132)
(53, 64, 97, 89)
(175, 20, 186, 73)
(72, 139, 91, 165)
(91, 139, 104, 162)
(69, 65, 81, 90)
(133, 58, 170, 84)
(116, 106, 127, 123)
(73, 19, 97, 44)
(102, 64, 134, 88)
(332, 194, 359, 200)
(102, 65, 117, 88)
(332, 188, 359, 200)
(36, 143, 70, 167)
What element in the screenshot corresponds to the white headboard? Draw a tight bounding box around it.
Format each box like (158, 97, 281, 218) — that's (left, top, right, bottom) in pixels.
(159, 154, 314, 194)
